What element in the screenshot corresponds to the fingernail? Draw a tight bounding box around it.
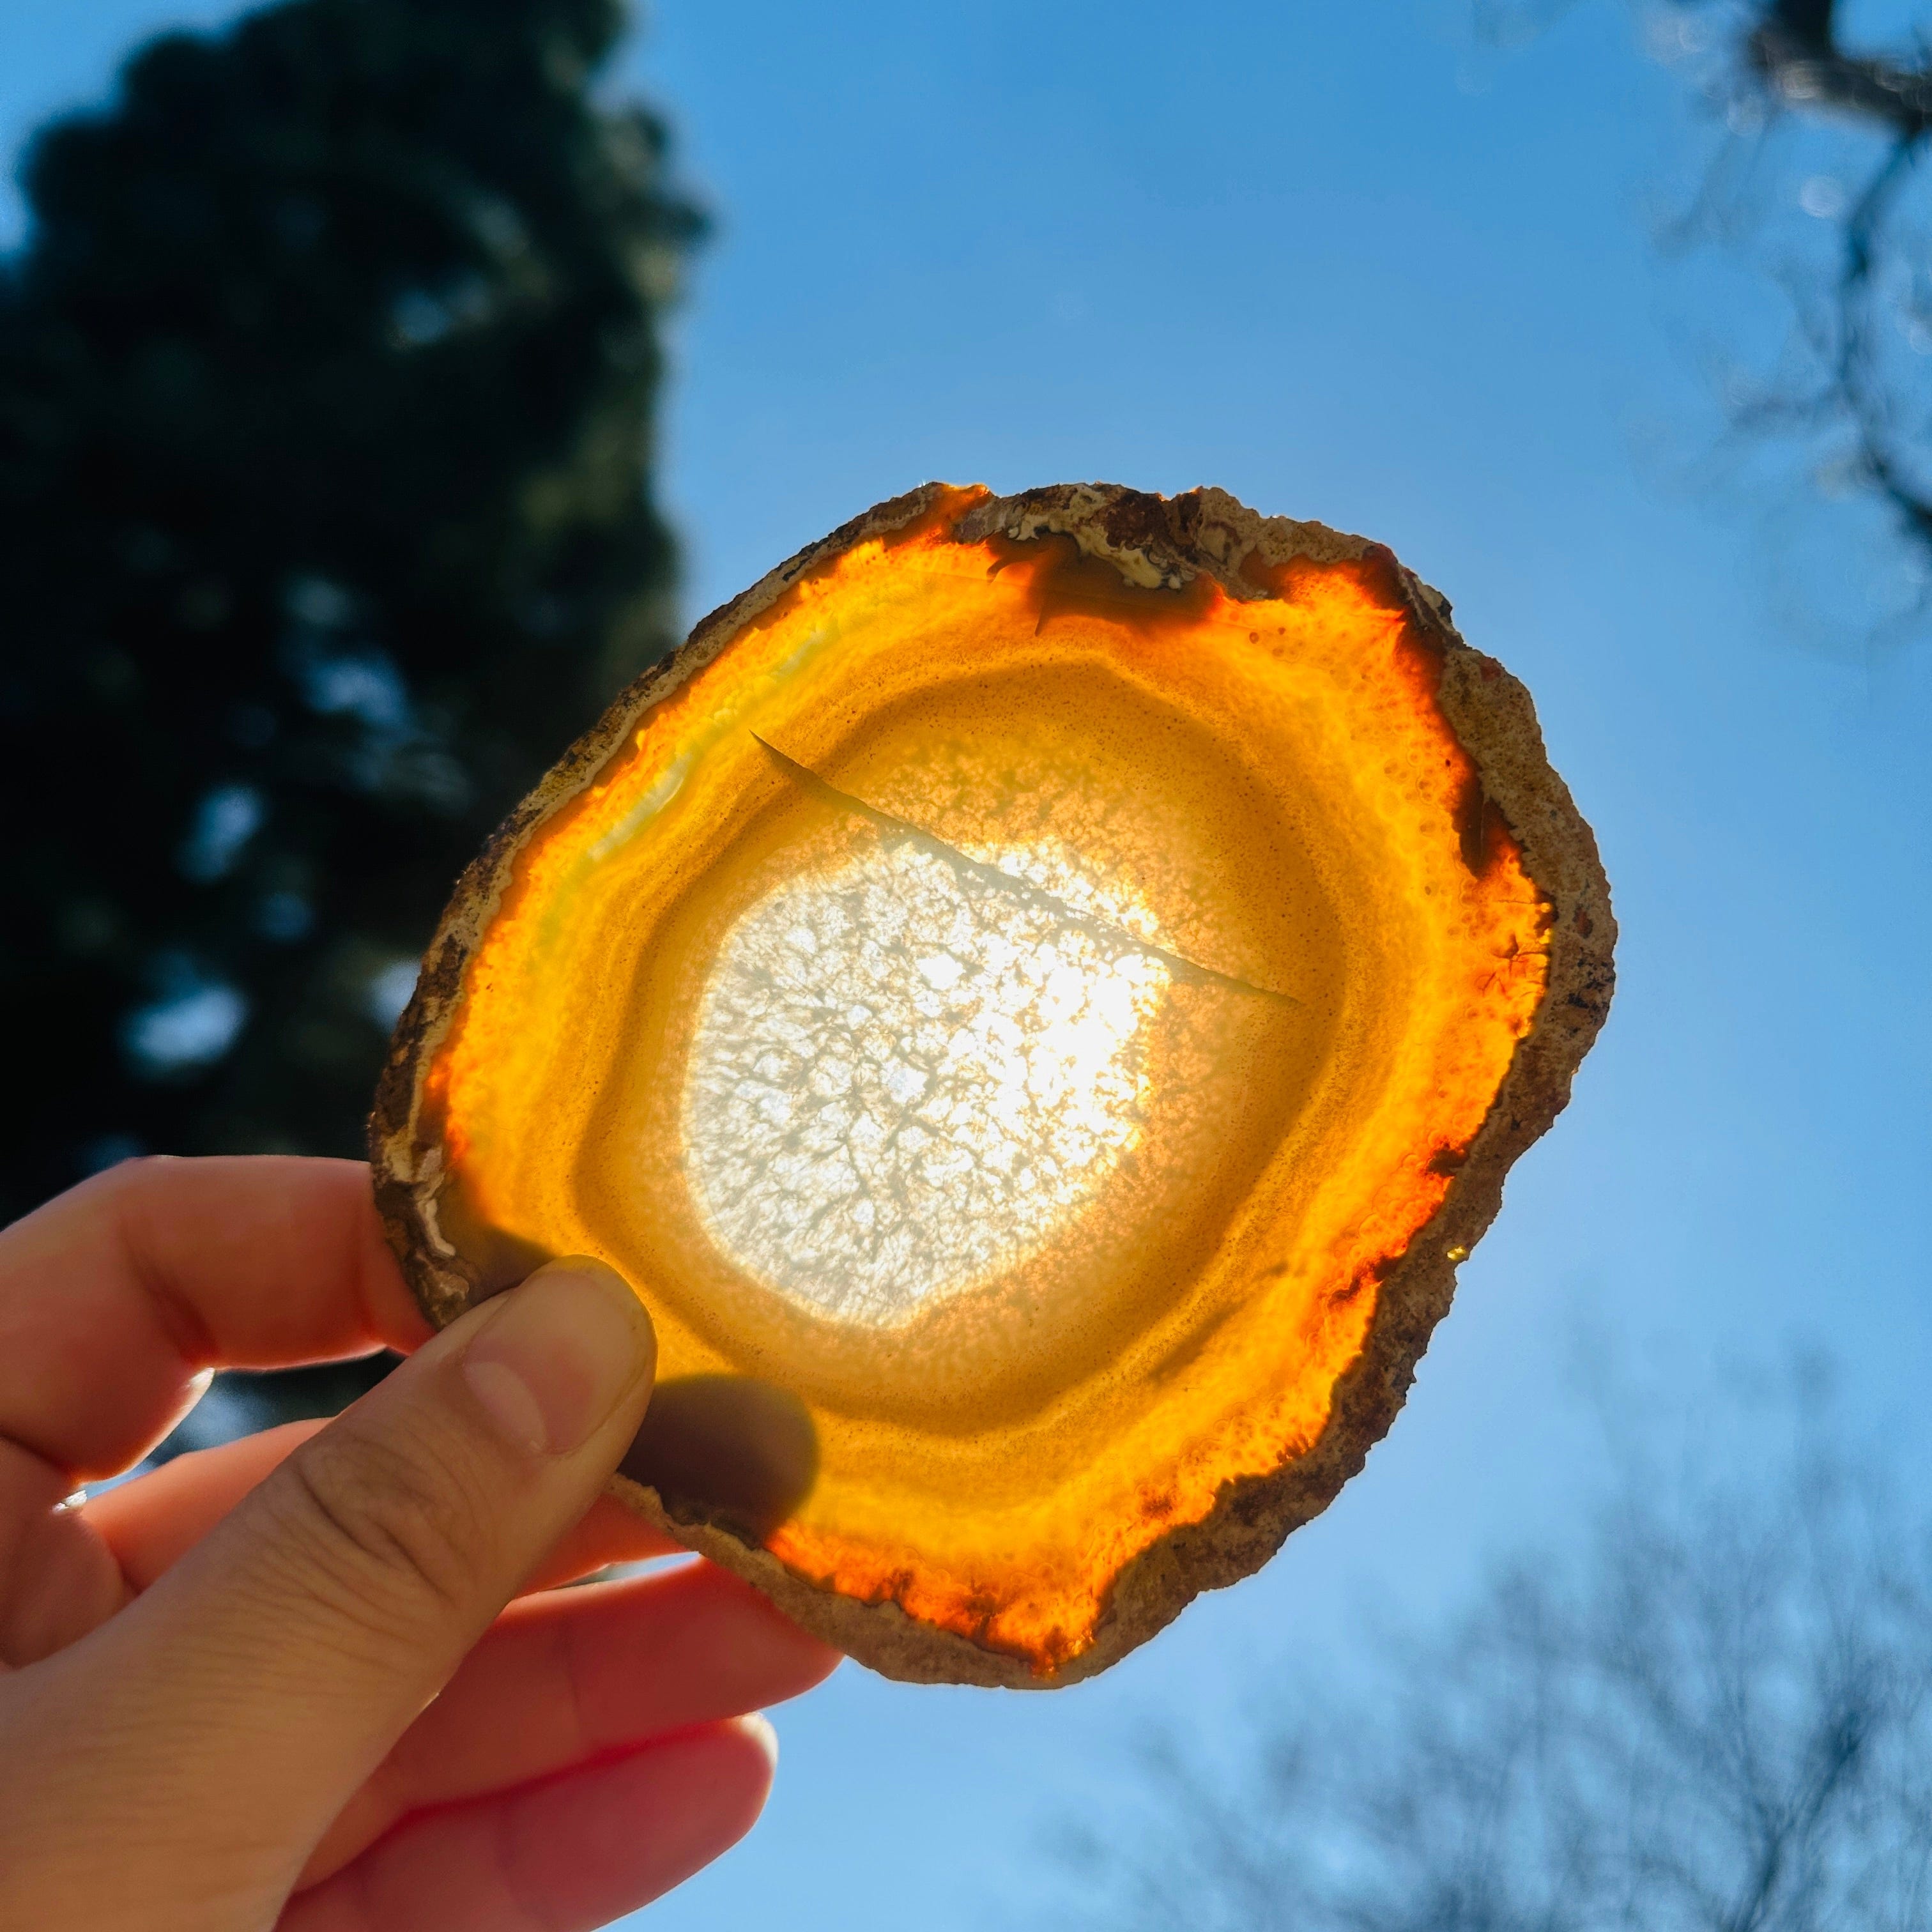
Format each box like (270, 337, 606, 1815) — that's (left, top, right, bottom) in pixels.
(461, 1259, 654, 1457)
(737, 1711, 779, 1771)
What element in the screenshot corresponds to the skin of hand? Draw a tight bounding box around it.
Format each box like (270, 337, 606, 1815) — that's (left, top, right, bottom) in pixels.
(0, 1155, 841, 1932)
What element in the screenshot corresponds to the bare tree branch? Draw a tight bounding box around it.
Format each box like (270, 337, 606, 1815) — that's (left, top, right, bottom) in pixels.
(1748, 2, 1932, 136)
(1478, 0, 1932, 642)
(1050, 1381, 1932, 1932)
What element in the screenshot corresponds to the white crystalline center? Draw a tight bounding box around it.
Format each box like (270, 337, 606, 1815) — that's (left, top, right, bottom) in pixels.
(681, 836, 1173, 1326)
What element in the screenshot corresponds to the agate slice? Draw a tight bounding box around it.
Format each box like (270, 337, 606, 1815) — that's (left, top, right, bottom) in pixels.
(370, 482, 1614, 1685)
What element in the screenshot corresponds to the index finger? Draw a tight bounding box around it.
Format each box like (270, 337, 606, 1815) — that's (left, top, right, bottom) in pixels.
(0, 1156, 432, 1480)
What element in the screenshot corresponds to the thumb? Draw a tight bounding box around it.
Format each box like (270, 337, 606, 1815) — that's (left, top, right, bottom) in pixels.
(18, 1257, 655, 1916)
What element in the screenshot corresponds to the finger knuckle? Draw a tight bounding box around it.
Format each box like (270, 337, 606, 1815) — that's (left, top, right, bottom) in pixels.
(273, 1425, 488, 1630)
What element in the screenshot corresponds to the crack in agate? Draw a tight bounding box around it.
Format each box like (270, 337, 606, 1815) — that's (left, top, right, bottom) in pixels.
(750, 738, 1294, 1005)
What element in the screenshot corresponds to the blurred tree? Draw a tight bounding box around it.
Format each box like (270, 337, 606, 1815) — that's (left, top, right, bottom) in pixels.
(1055, 1384, 1932, 1931)
(0, 0, 702, 1229)
(1480, 0, 1932, 639)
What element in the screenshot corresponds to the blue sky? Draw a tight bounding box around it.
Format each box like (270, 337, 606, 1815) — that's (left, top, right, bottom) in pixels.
(6, 3, 1931, 1926)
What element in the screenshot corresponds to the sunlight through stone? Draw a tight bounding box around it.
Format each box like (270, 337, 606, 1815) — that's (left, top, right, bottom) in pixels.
(682, 834, 1173, 1326)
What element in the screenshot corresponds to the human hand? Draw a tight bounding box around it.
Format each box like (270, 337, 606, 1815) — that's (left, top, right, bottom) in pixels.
(0, 1156, 839, 1931)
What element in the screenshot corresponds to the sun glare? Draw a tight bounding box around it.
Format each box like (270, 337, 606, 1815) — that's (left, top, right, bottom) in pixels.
(681, 826, 1174, 1325)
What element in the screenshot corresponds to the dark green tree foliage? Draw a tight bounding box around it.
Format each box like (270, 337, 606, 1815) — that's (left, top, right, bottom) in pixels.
(0, 0, 702, 1222)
